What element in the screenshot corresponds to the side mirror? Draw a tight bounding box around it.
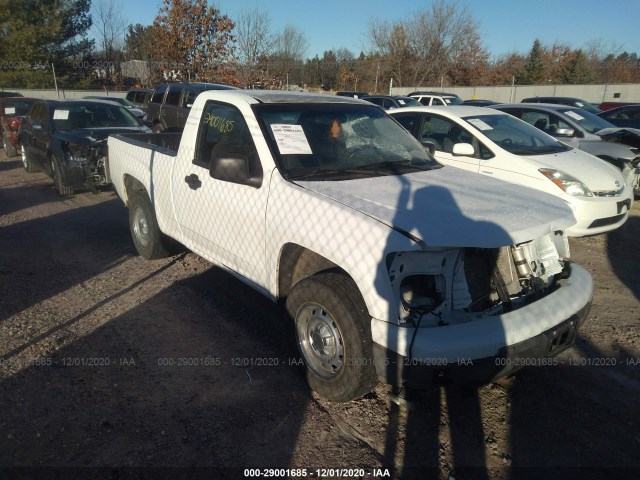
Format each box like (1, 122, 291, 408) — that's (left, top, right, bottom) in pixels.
(452, 142, 475, 156)
(209, 153, 261, 188)
(421, 141, 436, 155)
(553, 127, 575, 137)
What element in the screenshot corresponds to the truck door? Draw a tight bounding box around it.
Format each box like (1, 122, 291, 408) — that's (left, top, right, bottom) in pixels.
(171, 100, 269, 287)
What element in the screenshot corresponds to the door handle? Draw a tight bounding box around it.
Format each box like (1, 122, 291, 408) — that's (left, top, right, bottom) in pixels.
(184, 173, 201, 190)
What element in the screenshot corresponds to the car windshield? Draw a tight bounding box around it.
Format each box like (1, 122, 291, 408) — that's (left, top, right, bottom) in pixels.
(396, 97, 422, 107)
(444, 96, 463, 105)
(559, 108, 616, 134)
(255, 103, 441, 180)
(463, 113, 571, 155)
(3, 100, 35, 117)
(52, 103, 142, 130)
(89, 97, 136, 109)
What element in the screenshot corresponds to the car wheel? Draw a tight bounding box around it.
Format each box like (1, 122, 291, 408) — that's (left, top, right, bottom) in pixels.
(20, 145, 38, 173)
(3, 133, 17, 158)
(50, 156, 74, 196)
(128, 189, 173, 260)
(286, 272, 378, 402)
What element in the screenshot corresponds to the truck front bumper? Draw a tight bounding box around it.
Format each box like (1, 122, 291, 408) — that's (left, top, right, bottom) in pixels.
(371, 263, 593, 388)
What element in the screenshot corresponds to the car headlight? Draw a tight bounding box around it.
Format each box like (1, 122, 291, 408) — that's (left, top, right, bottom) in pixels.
(539, 168, 593, 197)
(66, 144, 90, 163)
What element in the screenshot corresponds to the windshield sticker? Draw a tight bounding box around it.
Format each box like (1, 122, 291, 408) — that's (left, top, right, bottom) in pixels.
(53, 109, 69, 120)
(564, 110, 584, 121)
(4, 107, 15, 115)
(398, 99, 406, 105)
(271, 124, 313, 154)
(467, 118, 492, 130)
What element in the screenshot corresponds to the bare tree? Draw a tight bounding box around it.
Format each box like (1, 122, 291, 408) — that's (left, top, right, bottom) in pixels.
(367, 0, 489, 87)
(276, 24, 309, 63)
(234, 7, 276, 86)
(92, 0, 128, 83)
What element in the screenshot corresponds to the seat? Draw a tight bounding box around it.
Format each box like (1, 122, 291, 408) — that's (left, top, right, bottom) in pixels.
(533, 118, 548, 130)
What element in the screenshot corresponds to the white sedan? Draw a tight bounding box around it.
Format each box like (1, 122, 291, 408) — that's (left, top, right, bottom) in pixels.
(390, 105, 633, 237)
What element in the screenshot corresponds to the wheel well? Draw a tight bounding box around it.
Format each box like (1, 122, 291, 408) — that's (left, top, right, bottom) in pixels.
(123, 175, 147, 206)
(277, 243, 350, 301)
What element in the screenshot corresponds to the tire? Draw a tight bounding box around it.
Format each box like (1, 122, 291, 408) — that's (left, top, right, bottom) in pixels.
(128, 189, 173, 260)
(3, 133, 17, 158)
(20, 144, 38, 173)
(286, 272, 378, 402)
(50, 156, 74, 196)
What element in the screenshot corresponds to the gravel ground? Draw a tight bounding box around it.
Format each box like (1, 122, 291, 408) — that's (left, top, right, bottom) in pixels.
(0, 151, 639, 480)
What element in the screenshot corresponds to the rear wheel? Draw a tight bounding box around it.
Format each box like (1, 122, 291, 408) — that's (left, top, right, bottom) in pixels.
(20, 145, 38, 173)
(128, 189, 173, 260)
(50, 156, 74, 196)
(286, 272, 378, 402)
(3, 133, 17, 157)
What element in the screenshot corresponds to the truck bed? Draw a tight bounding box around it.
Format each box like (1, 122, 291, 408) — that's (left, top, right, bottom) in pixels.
(109, 132, 182, 156)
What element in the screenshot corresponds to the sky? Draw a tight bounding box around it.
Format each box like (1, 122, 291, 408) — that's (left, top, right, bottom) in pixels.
(121, 0, 640, 60)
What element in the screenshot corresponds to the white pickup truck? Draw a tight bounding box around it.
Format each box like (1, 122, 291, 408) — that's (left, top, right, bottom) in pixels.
(107, 90, 593, 402)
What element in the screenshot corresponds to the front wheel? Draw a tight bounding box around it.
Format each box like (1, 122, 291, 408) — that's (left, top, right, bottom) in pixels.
(51, 156, 74, 196)
(128, 189, 173, 260)
(286, 272, 378, 402)
(21, 145, 38, 172)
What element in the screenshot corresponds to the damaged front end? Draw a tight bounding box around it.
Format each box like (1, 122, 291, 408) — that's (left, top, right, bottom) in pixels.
(63, 141, 110, 188)
(373, 231, 593, 388)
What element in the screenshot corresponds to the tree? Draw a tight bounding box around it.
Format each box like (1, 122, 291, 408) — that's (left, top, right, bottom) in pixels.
(92, 0, 128, 84)
(518, 39, 545, 84)
(152, 0, 235, 82)
(233, 7, 275, 86)
(366, 0, 489, 87)
(0, 0, 93, 87)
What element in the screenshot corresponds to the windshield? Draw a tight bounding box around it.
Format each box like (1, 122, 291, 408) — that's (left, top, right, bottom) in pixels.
(396, 97, 422, 107)
(3, 100, 35, 117)
(444, 96, 463, 105)
(255, 103, 441, 180)
(559, 108, 615, 134)
(463, 113, 571, 155)
(52, 103, 142, 130)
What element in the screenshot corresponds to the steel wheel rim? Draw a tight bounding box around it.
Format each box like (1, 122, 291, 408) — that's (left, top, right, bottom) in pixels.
(20, 145, 27, 168)
(132, 206, 150, 247)
(296, 303, 345, 379)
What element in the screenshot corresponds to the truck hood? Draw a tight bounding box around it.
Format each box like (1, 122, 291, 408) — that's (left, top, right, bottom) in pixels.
(521, 148, 626, 192)
(296, 167, 576, 248)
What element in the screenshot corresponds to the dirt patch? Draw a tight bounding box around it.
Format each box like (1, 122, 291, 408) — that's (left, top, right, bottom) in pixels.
(0, 152, 639, 479)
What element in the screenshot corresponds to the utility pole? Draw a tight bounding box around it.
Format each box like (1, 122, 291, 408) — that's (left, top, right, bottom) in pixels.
(51, 62, 59, 99)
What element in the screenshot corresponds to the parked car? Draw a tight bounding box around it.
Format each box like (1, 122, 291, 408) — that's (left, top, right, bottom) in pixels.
(361, 95, 421, 109)
(494, 103, 640, 195)
(0, 91, 23, 98)
(408, 91, 464, 106)
(0, 96, 38, 157)
(390, 105, 633, 237)
(597, 104, 640, 129)
(84, 95, 146, 120)
(520, 96, 601, 114)
(108, 90, 592, 401)
(125, 87, 153, 112)
(335, 91, 369, 98)
(146, 82, 238, 132)
(19, 99, 150, 195)
(462, 99, 499, 107)
(599, 102, 639, 111)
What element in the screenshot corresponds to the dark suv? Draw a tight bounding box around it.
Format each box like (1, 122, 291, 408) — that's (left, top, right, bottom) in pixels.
(147, 82, 237, 132)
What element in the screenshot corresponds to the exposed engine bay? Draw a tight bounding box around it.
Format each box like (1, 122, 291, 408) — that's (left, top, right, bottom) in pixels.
(388, 232, 571, 327)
